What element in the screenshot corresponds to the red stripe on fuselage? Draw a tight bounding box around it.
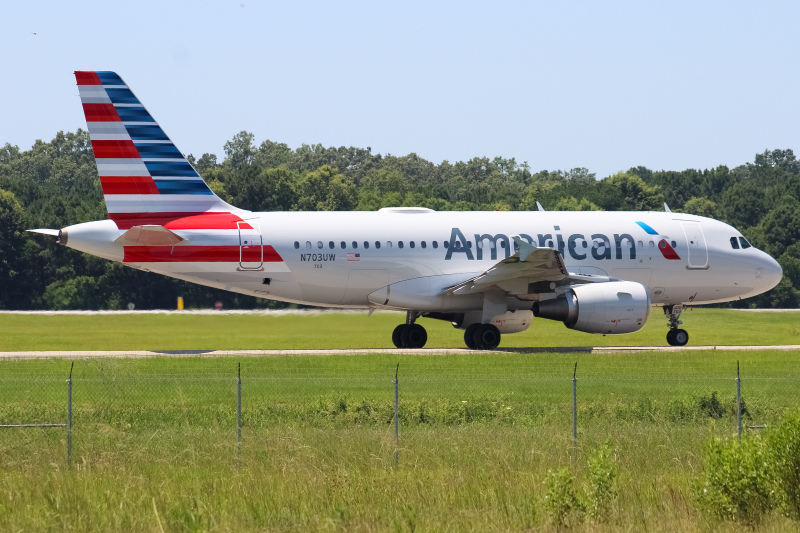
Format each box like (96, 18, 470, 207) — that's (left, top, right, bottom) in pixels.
(75, 71, 101, 85)
(110, 212, 253, 230)
(123, 245, 282, 263)
(658, 239, 681, 260)
(163, 213, 252, 230)
(92, 140, 140, 158)
(82, 103, 121, 122)
(100, 176, 160, 195)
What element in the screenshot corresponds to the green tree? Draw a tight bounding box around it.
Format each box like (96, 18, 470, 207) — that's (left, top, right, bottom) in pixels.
(552, 196, 600, 211)
(223, 131, 256, 171)
(683, 197, 718, 219)
(294, 165, 356, 211)
(600, 172, 664, 211)
(0, 189, 31, 308)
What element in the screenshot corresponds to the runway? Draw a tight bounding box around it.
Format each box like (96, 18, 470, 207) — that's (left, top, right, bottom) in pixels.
(1, 345, 799, 360)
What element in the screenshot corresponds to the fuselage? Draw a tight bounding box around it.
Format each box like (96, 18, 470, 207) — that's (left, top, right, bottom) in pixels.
(61, 208, 782, 311)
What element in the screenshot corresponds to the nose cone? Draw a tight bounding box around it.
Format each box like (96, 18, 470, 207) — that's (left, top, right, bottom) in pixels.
(760, 252, 783, 292)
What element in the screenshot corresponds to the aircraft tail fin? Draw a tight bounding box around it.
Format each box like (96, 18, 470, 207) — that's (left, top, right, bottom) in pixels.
(75, 71, 236, 229)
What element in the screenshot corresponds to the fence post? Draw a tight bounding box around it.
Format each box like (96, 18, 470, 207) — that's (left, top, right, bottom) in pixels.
(573, 362, 578, 450)
(736, 360, 742, 441)
(394, 363, 399, 466)
(67, 361, 73, 469)
(237, 362, 242, 456)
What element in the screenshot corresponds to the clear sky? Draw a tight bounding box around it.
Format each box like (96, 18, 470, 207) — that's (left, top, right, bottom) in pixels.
(2, 0, 798, 178)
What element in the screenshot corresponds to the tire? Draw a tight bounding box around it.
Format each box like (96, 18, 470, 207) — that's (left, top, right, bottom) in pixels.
(402, 323, 427, 349)
(392, 324, 406, 348)
(473, 324, 501, 350)
(464, 324, 479, 349)
(673, 329, 689, 347)
(666, 329, 676, 346)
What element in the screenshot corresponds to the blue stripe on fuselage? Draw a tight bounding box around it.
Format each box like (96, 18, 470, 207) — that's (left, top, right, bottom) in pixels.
(636, 221, 659, 235)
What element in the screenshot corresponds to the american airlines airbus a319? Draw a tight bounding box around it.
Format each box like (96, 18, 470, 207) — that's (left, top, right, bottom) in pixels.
(30, 71, 783, 349)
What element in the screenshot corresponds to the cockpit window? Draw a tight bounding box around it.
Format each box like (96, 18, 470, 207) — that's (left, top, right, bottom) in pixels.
(739, 236, 752, 249)
(730, 237, 740, 249)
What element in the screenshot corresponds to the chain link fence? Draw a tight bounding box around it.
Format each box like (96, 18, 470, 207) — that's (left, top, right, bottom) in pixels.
(1, 353, 799, 467)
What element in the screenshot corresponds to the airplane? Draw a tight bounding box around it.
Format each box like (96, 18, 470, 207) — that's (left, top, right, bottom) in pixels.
(30, 71, 783, 349)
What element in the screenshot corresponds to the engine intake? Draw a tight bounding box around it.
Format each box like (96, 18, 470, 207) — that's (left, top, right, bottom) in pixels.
(533, 281, 650, 334)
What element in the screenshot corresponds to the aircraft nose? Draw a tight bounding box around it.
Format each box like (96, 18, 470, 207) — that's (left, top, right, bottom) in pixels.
(758, 253, 783, 291)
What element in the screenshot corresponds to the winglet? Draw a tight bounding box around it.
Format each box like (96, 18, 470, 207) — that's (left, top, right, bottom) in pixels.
(536, 202, 545, 212)
(512, 235, 537, 262)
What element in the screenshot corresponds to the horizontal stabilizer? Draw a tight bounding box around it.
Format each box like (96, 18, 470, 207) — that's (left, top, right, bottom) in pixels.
(27, 228, 60, 237)
(114, 225, 186, 246)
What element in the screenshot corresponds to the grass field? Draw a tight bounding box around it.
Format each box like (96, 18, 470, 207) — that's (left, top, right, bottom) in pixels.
(1, 308, 799, 351)
(2, 311, 800, 531)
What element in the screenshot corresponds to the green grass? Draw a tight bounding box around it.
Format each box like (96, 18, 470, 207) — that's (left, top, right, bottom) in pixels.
(1, 308, 799, 351)
(2, 351, 800, 530)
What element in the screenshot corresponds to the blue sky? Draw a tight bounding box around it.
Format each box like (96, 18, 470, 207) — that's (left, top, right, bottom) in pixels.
(2, 0, 798, 178)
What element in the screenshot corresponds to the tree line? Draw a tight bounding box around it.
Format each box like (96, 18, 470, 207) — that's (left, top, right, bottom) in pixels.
(0, 129, 798, 310)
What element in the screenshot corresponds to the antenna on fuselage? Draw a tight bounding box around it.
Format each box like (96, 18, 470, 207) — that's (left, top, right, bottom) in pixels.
(536, 202, 545, 212)
(664, 203, 672, 213)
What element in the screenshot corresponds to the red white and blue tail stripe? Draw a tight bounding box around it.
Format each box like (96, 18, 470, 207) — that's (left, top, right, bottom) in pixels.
(76, 71, 236, 229)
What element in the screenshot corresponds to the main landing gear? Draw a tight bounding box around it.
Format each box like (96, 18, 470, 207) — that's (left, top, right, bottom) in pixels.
(664, 304, 689, 347)
(392, 311, 428, 349)
(464, 323, 501, 350)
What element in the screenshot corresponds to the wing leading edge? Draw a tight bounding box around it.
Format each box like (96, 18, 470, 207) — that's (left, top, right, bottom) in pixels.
(441, 236, 614, 298)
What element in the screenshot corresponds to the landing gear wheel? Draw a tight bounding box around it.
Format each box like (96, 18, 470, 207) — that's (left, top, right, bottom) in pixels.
(401, 323, 427, 349)
(464, 324, 479, 350)
(473, 324, 501, 350)
(392, 324, 406, 348)
(666, 329, 689, 347)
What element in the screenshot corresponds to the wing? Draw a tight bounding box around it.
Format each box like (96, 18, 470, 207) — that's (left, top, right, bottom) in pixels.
(440, 236, 613, 298)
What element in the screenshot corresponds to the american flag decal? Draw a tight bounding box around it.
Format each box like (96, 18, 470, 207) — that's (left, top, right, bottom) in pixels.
(347, 253, 360, 261)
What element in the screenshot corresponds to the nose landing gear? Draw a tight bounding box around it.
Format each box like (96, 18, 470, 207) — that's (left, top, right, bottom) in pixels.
(392, 311, 428, 349)
(664, 305, 689, 346)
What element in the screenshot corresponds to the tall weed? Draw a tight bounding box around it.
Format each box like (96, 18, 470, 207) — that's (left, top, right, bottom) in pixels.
(585, 441, 617, 522)
(694, 434, 777, 524)
(769, 408, 800, 518)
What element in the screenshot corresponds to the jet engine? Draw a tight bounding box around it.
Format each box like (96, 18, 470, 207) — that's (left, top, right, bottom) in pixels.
(532, 281, 650, 334)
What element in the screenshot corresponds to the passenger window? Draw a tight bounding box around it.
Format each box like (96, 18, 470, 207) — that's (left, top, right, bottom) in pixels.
(364, 241, 369, 249)
(649, 241, 655, 248)
(467, 241, 473, 248)
(444, 241, 449, 249)
(317, 241, 323, 249)
(306, 241, 312, 249)
(352, 241, 358, 249)
(739, 237, 751, 249)
(637, 240, 643, 248)
(294, 241, 299, 249)
(387, 241, 393, 248)
(410, 241, 415, 249)
(730, 237, 740, 249)
(398, 241, 404, 249)
(340, 241, 346, 249)
(421, 241, 427, 249)
(432, 241, 438, 249)
(328, 241, 335, 249)
(375, 241, 381, 249)
(671, 241, 677, 248)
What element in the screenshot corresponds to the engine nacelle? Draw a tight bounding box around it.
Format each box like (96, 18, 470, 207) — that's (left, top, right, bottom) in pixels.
(533, 281, 650, 334)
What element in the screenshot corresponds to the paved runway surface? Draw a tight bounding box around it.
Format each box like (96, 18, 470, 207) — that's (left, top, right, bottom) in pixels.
(1, 345, 799, 360)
